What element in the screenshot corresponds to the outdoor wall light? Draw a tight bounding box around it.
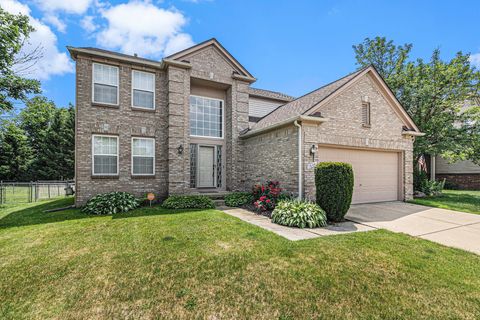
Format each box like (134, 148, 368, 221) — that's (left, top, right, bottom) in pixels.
(310, 144, 317, 161)
(177, 144, 184, 155)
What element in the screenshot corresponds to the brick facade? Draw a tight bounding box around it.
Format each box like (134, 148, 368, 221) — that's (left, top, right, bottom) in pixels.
(71, 42, 417, 206)
(436, 174, 480, 190)
(73, 44, 251, 205)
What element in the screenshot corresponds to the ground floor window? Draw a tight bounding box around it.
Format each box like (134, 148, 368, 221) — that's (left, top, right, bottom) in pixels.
(132, 137, 155, 175)
(92, 135, 118, 175)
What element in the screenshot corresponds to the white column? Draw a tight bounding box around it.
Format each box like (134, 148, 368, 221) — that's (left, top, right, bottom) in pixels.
(430, 155, 436, 181)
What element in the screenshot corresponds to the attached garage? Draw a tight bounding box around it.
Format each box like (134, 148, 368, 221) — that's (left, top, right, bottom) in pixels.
(317, 146, 402, 204)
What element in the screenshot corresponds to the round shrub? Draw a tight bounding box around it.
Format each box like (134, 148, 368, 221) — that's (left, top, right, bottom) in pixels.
(224, 192, 254, 207)
(271, 200, 327, 228)
(162, 195, 214, 209)
(83, 192, 140, 215)
(315, 162, 354, 222)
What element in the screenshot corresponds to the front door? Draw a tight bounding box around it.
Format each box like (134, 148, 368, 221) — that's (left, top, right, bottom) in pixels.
(198, 146, 215, 187)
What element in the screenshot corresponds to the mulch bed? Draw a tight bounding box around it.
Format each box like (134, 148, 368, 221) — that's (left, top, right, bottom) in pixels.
(241, 204, 273, 218)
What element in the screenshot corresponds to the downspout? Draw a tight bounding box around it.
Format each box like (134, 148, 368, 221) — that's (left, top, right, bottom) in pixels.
(294, 120, 302, 200)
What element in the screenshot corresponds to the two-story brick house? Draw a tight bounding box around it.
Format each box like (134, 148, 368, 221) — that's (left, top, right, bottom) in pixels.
(68, 38, 422, 206)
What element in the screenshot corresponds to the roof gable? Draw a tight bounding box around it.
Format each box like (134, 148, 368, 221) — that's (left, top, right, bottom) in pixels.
(251, 66, 420, 133)
(165, 38, 254, 78)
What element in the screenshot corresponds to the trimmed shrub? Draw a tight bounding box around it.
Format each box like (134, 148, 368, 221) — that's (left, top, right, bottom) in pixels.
(225, 192, 254, 207)
(271, 200, 327, 228)
(83, 192, 140, 215)
(162, 195, 214, 209)
(315, 162, 354, 222)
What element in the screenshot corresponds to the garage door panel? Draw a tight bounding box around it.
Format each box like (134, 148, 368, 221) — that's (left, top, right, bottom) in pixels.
(318, 147, 399, 204)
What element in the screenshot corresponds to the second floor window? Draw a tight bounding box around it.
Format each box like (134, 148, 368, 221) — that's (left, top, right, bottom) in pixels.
(132, 70, 155, 109)
(93, 63, 118, 105)
(189, 96, 223, 138)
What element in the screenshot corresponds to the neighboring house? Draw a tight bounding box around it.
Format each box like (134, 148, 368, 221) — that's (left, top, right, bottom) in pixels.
(429, 99, 480, 190)
(67, 38, 422, 206)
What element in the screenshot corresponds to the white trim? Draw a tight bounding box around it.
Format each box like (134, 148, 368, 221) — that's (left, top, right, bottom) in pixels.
(92, 134, 119, 176)
(92, 63, 119, 106)
(189, 95, 225, 140)
(131, 69, 156, 110)
(294, 120, 302, 200)
(131, 137, 155, 176)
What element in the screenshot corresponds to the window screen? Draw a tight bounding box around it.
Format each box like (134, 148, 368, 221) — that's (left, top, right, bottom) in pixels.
(132, 138, 155, 175)
(93, 135, 118, 175)
(93, 63, 118, 105)
(132, 70, 155, 109)
(189, 96, 223, 138)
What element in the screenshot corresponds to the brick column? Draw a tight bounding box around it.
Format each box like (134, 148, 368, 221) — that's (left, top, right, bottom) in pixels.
(166, 66, 190, 194)
(225, 80, 249, 191)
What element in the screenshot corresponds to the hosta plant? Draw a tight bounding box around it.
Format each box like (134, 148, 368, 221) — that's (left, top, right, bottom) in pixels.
(83, 192, 140, 215)
(271, 199, 327, 228)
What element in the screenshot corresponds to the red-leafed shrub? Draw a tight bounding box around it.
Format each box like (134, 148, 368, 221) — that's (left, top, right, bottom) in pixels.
(252, 180, 282, 211)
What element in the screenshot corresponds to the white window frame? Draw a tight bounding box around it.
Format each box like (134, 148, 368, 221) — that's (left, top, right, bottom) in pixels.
(131, 70, 156, 110)
(92, 134, 119, 176)
(92, 63, 119, 106)
(189, 95, 225, 140)
(131, 137, 155, 176)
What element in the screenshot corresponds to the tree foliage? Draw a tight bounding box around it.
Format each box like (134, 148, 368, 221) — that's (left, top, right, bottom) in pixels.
(0, 7, 41, 113)
(0, 121, 32, 180)
(0, 96, 75, 181)
(353, 37, 480, 163)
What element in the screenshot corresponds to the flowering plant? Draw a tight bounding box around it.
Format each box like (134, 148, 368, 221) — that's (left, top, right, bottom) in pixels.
(252, 180, 282, 211)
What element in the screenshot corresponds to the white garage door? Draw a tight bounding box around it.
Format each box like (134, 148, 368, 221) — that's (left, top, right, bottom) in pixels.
(317, 147, 400, 204)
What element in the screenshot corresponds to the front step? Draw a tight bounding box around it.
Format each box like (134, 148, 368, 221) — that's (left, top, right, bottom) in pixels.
(191, 191, 231, 200)
(213, 199, 226, 207)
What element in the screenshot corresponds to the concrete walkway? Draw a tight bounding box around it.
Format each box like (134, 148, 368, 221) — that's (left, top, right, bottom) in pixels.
(346, 202, 480, 255)
(221, 207, 374, 241)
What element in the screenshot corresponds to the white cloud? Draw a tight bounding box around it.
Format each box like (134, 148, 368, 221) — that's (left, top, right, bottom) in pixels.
(164, 33, 194, 56)
(470, 53, 480, 69)
(34, 0, 93, 14)
(96, 1, 194, 58)
(80, 15, 97, 32)
(43, 14, 66, 32)
(0, 0, 74, 80)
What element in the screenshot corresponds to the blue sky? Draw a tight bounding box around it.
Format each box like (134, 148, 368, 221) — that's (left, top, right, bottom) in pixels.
(2, 0, 480, 108)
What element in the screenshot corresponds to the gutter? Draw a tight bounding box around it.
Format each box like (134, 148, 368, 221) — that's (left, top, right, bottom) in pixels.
(240, 115, 329, 138)
(294, 120, 303, 200)
(402, 131, 425, 137)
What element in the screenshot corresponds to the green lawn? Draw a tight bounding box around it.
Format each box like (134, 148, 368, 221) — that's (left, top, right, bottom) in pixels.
(410, 189, 480, 214)
(1, 199, 480, 319)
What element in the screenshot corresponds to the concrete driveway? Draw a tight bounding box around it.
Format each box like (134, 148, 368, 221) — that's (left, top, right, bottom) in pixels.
(346, 202, 480, 255)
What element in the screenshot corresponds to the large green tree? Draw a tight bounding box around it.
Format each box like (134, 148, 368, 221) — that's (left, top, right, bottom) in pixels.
(16, 96, 75, 180)
(0, 121, 32, 180)
(353, 37, 480, 163)
(0, 7, 41, 113)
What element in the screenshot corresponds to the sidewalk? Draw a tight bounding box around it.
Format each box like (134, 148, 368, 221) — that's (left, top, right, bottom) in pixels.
(221, 207, 374, 241)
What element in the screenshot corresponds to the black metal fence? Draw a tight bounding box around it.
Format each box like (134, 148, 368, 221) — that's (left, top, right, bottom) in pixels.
(0, 180, 75, 204)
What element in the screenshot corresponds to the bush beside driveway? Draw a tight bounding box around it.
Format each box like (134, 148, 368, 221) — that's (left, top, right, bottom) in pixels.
(1, 199, 480, 319)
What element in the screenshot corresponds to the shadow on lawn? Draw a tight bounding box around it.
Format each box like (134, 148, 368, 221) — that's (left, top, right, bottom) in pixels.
(0, 198, 206, 229)
(0, 198, 91, 229)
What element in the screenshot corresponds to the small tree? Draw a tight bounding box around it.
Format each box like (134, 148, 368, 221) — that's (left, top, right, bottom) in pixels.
(0, 8, 41, 113)
(315, 162, 354, 222)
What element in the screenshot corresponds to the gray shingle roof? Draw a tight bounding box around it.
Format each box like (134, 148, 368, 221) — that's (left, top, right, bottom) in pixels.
(248, 87, 295, 102)
(251, 67, 368, 131)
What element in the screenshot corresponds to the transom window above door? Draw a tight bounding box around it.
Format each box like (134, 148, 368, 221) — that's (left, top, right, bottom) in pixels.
(189, 96, 223, 138)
